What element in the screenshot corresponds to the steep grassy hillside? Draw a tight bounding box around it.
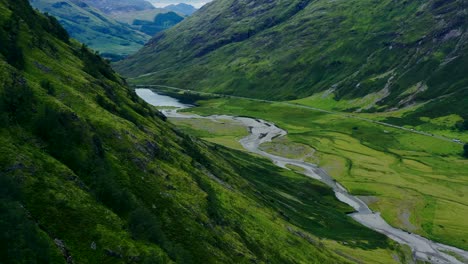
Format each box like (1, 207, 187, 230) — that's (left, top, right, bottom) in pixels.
(0, 0, 403, 263)
(30, 0, 150, 60)
(116, 0, 468, 122)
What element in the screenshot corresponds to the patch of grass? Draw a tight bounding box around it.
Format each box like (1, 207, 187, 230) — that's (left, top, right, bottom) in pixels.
(170, 117, 248, 150)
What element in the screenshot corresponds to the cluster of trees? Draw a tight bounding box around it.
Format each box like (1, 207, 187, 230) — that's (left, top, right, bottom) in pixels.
(464, 144, 468, 158)
(0, 73, 35, 125)
(78, 44, 118, 82)
(0, 15, 25, 70)
(455, 120, 468, 131)
(0, 176, 63, 263)
(43, 13, 69, 43)
(0, 2, 70, 70)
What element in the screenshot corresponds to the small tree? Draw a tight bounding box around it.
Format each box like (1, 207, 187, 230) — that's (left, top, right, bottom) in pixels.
(455, 120, 468, 131)
(464, 144, 468, 158)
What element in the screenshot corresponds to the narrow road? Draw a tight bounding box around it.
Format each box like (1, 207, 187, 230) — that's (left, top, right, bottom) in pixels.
(134, 84, 465, 145)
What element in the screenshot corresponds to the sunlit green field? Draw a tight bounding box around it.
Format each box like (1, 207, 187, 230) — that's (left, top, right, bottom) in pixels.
(171, 118, 249, 151)
(175, 97, 468, 250)
(293, 93, 468, 143)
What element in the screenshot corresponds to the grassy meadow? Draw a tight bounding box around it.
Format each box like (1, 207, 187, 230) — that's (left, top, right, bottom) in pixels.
(173, 96, 468, 251)
(293, 93, 468, 143)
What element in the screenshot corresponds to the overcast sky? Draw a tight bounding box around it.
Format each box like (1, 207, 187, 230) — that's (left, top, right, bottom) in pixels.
(150, 0, 212, 8)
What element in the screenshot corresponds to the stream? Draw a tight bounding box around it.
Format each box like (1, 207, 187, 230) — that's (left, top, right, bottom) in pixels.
(137, 89, 468, 264)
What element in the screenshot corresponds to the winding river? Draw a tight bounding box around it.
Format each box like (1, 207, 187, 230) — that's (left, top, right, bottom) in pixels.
(137, 89, 468, 264)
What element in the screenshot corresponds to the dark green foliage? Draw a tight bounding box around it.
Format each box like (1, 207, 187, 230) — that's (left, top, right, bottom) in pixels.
(0, 171, 21, 201)
(0, 170, 64, 263)
(43, 13, 69, 43)
(34, 105, 94, 176)
(40, 80, 56, 95)
(96, 94, 118, 113)
(91, 163, 137, 215)
(463, 144, 468, 158)
(0, 73, 34, 124)
(154, 12, 183, 25)
(0, 15, 25, 70)
(456, 120, 468, 131)
(79, 44, 118, 82)
(162, 90, 216, 105)
(129, 208, 166, 246)
(0, 199, 65, 263)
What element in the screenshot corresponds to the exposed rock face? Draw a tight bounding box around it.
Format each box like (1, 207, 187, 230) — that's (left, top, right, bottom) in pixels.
(54, 239, 74, 264)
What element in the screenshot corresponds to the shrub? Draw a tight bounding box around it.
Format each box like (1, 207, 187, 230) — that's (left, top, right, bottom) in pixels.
(0, 16, 25, 70)
(40, 80, 55, 95)
(0, 73, 34, 124)
(455, 120, 468, 131)
(79, 44, 118, 82)
(43, 13, 69, 43)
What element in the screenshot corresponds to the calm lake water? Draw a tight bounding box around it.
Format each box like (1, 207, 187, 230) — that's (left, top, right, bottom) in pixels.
(135, 89, 192, 108)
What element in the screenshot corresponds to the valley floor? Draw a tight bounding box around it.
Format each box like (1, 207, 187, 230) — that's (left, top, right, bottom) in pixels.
(140, 86, 468, 255)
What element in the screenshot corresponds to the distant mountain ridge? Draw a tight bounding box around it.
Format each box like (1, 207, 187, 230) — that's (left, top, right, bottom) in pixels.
(30, 0, 150, 60)
(116, 0, 468, 123)
(30, 0, 186, 60)
(75, 0, 155, 14)
(164, 3, 197, 16)
(132, 11, 184, 36)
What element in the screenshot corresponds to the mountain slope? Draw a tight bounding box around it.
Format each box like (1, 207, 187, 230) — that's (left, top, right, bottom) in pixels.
(127, 11, 185, 36)
(164, 3, 197, 16)
(75, 0, 156, 14)
(30, 0, 150, 60)
(115, 0, 468, 121)
(0, 0, 400, 263)
(108, 8, 169, 25)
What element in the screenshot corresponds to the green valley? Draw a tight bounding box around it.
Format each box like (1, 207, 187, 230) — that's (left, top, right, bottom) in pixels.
(116, 0, 468, 125)
(115, 1, 468, 256)
(142, 86, 468, 252)
(1, 0, 467, 262)
(0, 0, 415, 263)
